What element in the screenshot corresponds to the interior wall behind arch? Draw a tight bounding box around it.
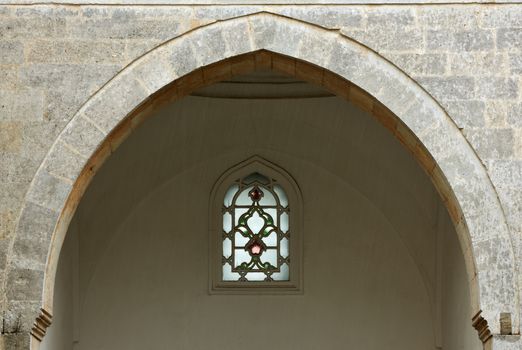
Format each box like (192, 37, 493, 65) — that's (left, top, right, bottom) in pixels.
(41, 92, 481, 350)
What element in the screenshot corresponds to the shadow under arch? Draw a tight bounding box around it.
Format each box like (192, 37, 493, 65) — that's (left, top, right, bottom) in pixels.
(7, 12, 516, 348)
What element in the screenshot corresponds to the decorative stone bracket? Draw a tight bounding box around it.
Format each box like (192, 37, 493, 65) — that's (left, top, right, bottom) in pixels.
(30, 309, 52, 341)
(473, 311, 493, 343)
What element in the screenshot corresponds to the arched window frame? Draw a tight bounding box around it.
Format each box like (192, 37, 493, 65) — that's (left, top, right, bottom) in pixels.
(209, 156, 303, 294)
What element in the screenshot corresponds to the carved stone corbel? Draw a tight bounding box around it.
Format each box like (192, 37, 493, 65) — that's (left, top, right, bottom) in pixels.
(472, 311, 492, 343)
(31, 308, 52, 341)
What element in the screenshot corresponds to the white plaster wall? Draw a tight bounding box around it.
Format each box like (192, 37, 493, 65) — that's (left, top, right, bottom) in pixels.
(43, 94, 480, 350)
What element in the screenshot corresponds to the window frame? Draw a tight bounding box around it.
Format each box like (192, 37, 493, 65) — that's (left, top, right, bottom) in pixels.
(209, 156, 303, 294)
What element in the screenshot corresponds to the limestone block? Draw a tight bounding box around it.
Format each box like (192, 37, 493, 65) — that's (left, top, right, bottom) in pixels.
(192, 6, 261, 22)
(0, 17, 66, 39)
(367, 7, 415, 28)
(417, 6, 482, 29)
(485, 100, 510, 127)
(14, 6, 78, 18)
(417, 77, 475, 101)
(133, 48, 178, 93)
(81, 6, 191, 20)
(509, 53, 522, 75)
(0, 153, 37, 185)
(26, 170, 72, 213)
(80, 72, 149, 133)
(2, 333, 31, 350)
(221, 20, 253, 58)
(507, 103, 522, 127)
(0, 89, 44, 121)
(491, 335, 522, 350)
(485, 160, 522, 189)
(343, 27, 423, 52)
(26, 40, 126, 64)
(0, 210, 15, 240)
(0, 65, 19, 90)
(0, 121, 21, 152)
(0, 41, 23, 64)
(68, 16, 185, 41)
(19, 63, 120, 123)
(249, 15, 304, 58)
(476, 77, 518, 100)
(6, 269, 43, 302)
(297, 30, 337, 69)
(276, 7, 363, 29)
(60, 116, 106, 158)
(0, 183, 26, 213)
(43, 141, 87, 182)
(11, 202, 58, 271)
(464, 128, 515, 159)
(189, 23, 230, 67)
(427, 29, 494, 52)
(386, 53, 447, 76)
(401, 97, 443, 135)
(125, 39, 163, 62)
(441, 100, 486, 129)
(497, 29, 522, 50)
(481, 6, 522, 28)
(167, 36, 201, 78)
(450, 52, 507, 76)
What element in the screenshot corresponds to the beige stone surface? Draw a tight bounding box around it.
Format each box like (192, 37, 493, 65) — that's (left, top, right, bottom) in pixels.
(0, 4, 520, 349)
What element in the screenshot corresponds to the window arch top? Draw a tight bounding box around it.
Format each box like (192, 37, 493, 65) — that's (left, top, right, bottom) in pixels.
(210, 157, 302, 293)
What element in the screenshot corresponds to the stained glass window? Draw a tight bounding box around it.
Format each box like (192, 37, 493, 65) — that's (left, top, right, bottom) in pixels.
(222, 172, 290, 282)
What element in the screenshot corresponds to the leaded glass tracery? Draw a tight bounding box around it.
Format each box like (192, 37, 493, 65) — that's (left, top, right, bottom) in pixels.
(222, 172, 290, 282)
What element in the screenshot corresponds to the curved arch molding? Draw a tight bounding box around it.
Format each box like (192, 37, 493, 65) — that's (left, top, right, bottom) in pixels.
(6, 12, 517, 345)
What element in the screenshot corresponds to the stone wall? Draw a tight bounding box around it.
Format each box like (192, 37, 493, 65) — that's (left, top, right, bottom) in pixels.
(0, 2, 520, 349)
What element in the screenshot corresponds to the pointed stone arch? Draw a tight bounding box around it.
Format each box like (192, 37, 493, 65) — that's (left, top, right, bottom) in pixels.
(5, 12, 516, 348)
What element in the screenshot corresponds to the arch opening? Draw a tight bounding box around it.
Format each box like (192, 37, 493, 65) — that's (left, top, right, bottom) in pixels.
(43, 61, 481, 350)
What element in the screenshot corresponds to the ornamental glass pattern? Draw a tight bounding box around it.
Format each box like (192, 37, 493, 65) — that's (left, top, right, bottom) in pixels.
(222, 172, 290, 281)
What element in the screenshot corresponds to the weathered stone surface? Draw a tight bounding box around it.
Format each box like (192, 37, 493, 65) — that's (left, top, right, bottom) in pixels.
(450, 53, 507, 76)
(417, 77, 475, 101)
(0, 89, 44, 121)
(61, 116, 106, 158)
(26, 40, 126, 64)
(366, 7, 416, 28)
(427, 29, 494, 51)
(0, 121, 21, 152)
(507, 103, 522, 127)
(276, 7, 362, 29)
(344, 27, 424, 52)
(0, 65, 19, 89)
(0, 16, 66, 39)
(387, 53, 447, 76)
(497, 29, 522, 50)
(509, 54, 522, 75)
(464, 128, 515, 159)
(418, 6, 482, 28)
(19, 64, 120, 123)
(476, 77, 518, 100)
(442, 100, 486, 129)
(6, 269, 44, 301)
(80, 72, 149, 133)
(11, 202, 59, 270)
(0, 41, 23, 64)
(133, 48, 178, 93)
(26, 170, 72, 212)
(43, 141, 87, 182)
